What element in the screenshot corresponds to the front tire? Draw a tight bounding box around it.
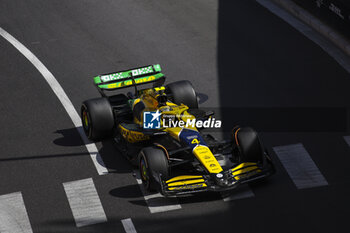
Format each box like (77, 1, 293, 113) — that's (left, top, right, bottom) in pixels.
(233, 127, 264, 163)
(81, 98, 114, 141)
(139, 147, 169, 192)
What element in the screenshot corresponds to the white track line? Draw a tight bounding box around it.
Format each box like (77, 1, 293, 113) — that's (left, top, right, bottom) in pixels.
(0, 27, 108, 175)
(134, 170, 181, 213)
(121, 218, 138, 233)
(222, 184, 255, 202)
(256, 0, 350, 74)
(63, 178, 107, 227)
(273, 143, 328, 189)
(0, 192, 33, 233)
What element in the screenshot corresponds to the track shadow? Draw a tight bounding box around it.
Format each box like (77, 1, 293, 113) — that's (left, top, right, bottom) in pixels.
(53, 127, 133, 173)
(217, 0, 350, 134)
(53, 127, 85, 147)
(109, 184, 143, 199)
(176, 192, 222, 204)
(0, 152, 91, 162)
(108, 182, 222, 207)
(41, 218, 126, 233)
(197, 92, 209, 104)
(97, 139, 133, 173)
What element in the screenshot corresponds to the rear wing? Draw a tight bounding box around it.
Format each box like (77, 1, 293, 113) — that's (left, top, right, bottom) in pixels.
(93, 64, 165, 93)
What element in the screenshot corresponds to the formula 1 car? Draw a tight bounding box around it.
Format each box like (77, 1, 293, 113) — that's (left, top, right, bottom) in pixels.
(81, 64, 275, 196)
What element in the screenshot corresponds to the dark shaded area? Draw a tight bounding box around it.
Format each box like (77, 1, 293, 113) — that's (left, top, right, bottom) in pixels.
(176, 191, 223, 205)
(131, 183, 350, 233)
(109, 184, 143, 198)
(129, 200, 149, 207)
(0, 152, 90, 162)
(196, 92, 209, 104)
(40, 179, 350, 233)
(53, 128, 85, 147)
(109, 184, 223, 204)
(53, 127, 133, 173)
(98, 139, 133, 173)
(216, 1, 350, 232)
(41, 219, 125, 233)
(217, 0, 350, 134)
(293, 0, 350, 39)
(219, 107, 347, 132)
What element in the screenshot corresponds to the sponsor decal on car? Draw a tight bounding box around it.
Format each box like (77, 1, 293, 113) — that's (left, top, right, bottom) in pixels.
(100, 72, 124, 82)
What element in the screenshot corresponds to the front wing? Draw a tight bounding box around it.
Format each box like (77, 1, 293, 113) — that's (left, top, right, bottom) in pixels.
(159, 155, 275, 196)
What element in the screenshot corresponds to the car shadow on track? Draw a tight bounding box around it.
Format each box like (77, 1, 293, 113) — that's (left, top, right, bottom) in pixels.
(109, 184, 143, 199)
(0, 152, 92, 162)
(53, 128, 85, 147)
(98, 139, 132, 173)
(53, 127, 133, 173)
(109, 183, 223, 206)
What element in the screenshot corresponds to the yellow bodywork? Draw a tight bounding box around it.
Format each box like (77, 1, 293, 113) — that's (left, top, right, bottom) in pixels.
(168, 183, 207, 191)
(193, 145, 223, 173)
(121, 86, 225, 174)
(231, 162, 261, 180)
(168, 179, 206, 187)
(164, 127, 183, 140)
(107, 75, 157, 89)
(118, 124, 149, 143)
(165, 175, 207, 191)
(166, 175, 203, 183)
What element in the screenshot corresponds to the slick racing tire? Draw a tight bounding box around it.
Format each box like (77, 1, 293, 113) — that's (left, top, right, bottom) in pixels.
(165, 80, 198, 109)
(233, 127, 264, 163)
(139, 147, 169, 192)
(81, 98, 114, 141)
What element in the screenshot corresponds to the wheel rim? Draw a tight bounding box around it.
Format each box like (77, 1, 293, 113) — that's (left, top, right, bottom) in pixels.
(140, 158, 150, 188)
(82, 109, 89, 131)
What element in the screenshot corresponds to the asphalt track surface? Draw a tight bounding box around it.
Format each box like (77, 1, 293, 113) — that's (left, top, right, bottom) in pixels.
(0, 0, 350, 232)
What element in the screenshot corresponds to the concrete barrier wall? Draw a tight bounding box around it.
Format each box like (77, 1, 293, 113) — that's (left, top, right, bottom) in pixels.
(292, 0, 350, 37)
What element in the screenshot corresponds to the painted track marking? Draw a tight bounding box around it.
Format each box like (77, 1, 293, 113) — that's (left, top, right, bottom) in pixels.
(122, 218, 138, 233)
(0, 27, 108, 175)
(134, 170, 181, 213)
(63, 178, 107, 227)
(273, 143, 328, 189)
(0, 192, 33, 233)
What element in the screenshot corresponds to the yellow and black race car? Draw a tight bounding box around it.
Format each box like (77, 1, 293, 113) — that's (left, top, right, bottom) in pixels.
(81, 64, 275, 196)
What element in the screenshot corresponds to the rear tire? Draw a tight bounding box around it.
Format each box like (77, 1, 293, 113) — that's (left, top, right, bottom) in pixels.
(81, 98, 114, 141)
(165, 80, 198, 108)
(234, 127, 263, 163)
(139, 147, 169, 192)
